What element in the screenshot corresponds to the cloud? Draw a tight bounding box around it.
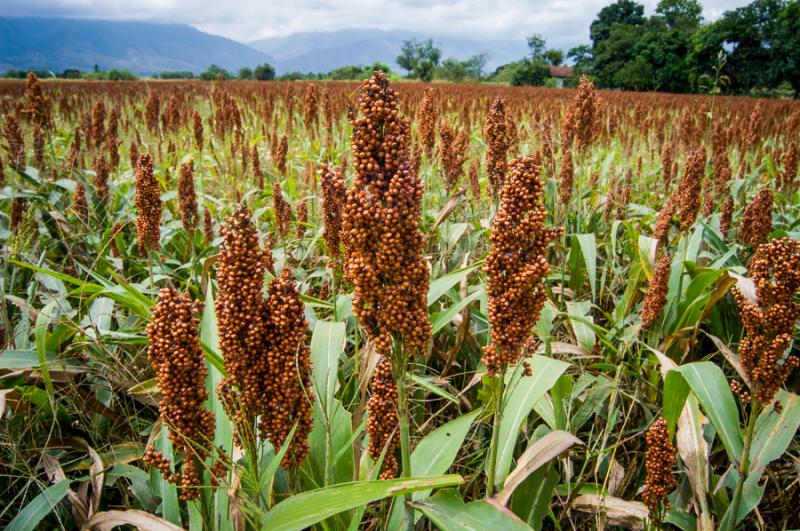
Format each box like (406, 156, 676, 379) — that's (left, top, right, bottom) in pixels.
(0, 0, 753, 47)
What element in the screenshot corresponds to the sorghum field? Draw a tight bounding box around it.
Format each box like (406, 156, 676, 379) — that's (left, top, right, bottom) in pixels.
(1, 71, 800, 531)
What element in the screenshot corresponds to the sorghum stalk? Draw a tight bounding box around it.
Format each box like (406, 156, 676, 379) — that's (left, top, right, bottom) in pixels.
(344, 71, 429, 527)
(482, 156, 561, 496)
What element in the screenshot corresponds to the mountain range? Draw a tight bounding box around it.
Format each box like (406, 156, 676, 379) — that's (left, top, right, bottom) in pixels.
(0, 17, 529, 75)
(0, 17, 273, 74)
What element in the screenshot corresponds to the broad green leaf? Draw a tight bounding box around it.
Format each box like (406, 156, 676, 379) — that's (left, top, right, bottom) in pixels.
(201, 285, 234, 531)
(428, 262, 482, 306)
(736, 391, 800, 524)
(511, 461, 559, 530)
(574, 234, 597, 300)
(261, 475, 463, 531)
(676, 362, 742, 462)
(565, 301, 595, 353)
(310, 320, 346, 418)
(431, 288, 483, 335)
(413, 489, 531, 531)
(388, 410, 481, 529)
(6, 479, 72, 531)
(492, 355, 569, 489)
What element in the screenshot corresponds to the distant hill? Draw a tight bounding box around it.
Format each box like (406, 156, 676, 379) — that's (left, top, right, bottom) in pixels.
(0, 17, 274, 74)
(249, 28, 529, 74)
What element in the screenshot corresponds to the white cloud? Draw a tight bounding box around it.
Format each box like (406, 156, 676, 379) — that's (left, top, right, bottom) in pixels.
(0, 0, 754, 47)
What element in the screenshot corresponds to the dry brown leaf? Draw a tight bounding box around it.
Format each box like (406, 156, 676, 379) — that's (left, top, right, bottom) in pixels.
(573, 493, 648, 530)
(493, 430, 583, 506)
(84, 509, 183, 530)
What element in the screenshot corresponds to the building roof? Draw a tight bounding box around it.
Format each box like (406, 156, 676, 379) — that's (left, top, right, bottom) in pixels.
(549, 66, 575, 78)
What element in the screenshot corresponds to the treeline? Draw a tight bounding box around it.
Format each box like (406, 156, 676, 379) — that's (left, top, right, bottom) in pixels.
(571, 0, 799, 95)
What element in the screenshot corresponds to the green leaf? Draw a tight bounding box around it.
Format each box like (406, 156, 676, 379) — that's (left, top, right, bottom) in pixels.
(7, 479, 72, 531)
(413, 489, 532, 531)
(261, 475, 464, 531)
(310, 320, 346, 418)
(388, 410, 481, 529)
(662, 370, 690, 437)
(35, 300, 59, 410)
(431, 288, 484, 335)
(511, 463, 559, 530)
(574, 234, 597, 300)
(736, 391, 800, 523)
(675, 362, 742, 462)
(428, 262, 482, 306)
(201, 284, 234, 531)
(492, 355, 569, 489)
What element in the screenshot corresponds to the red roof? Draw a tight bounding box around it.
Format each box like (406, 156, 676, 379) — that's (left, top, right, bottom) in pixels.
(549, 66, 575, 78)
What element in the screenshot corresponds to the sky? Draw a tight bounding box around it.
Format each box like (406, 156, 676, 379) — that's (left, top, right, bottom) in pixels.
(0, 0, 753, 48)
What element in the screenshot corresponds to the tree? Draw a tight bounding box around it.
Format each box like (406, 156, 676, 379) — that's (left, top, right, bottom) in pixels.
(543, 49, 564, 66)
(773, 0, 800, 95)
(199, 64, 232, 80)
(397, 38, 442, 81)
(254, 63, 276, 81)
(511, 60, 551, 86)
(526, 34, 547, 59)
(590, 0, 646, 44)
(656, 0, 702, 32)
(238, 67, 253, 80)
(437, 58, 470, 82)
(568, 45, 594, 71)
(465, 53, 490, 80)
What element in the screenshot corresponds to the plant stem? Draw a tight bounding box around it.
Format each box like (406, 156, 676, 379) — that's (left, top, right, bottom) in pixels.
(486, 365, 506, 498)
(727, 400, 761, 531)
(392, 340, 414, 530)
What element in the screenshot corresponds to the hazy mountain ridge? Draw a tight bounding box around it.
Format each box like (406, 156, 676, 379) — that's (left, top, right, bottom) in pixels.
(0, 18, 529, 75)
(0, 17, 273, 74)
(250, 28, 529, 73)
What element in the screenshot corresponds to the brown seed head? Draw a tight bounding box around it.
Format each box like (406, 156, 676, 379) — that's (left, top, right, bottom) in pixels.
(482, 156, 561, 375)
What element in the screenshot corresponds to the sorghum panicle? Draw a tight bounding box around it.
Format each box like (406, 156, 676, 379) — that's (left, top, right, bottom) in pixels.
(562, 75, 601, 152)
(273, 182, 292, 238)
(738, 186, 773, 247)
(343, 70, 431, 355)
(678, 148, 706, 231)
(73, 181, 88, 223)
(641, 417, 677, 522)
(482, 156, 561, 375)
(134, 154, 162, 255)
(144, 287, 216, 501)
(320, 162, 346, 263)
(418, 88, 437, 156)
(366, 356, 400, 479)
(641, 254, 671, 329)
(178, 160, 199, 232)
(93, 155, 109, 203)
(259, 268, 314, 467)
(559, 149, 574, 204)
(732, 237, 800, 405)
(3, 115, 26, 170)
(485, 96, 509, 196)
(296, 199, 308, 239)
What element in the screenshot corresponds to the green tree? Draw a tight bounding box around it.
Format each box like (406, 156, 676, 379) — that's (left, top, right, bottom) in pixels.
(568, 45, 594, 72)
(199, 64, 232, 80)
(254, 63, 276, 81)
(526, 34, 547, 59)
(437, 58, 470, 82)
(396, 38, 442, 81)
(656, 0, 702, 32)
(590, 0, 645, 44)
(510, 60, 551, 86)
(465, 53, 490, 80)
(543, 49, 564, 66)
(773, 0, 800, 95)
(238, 67, 253, 80)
